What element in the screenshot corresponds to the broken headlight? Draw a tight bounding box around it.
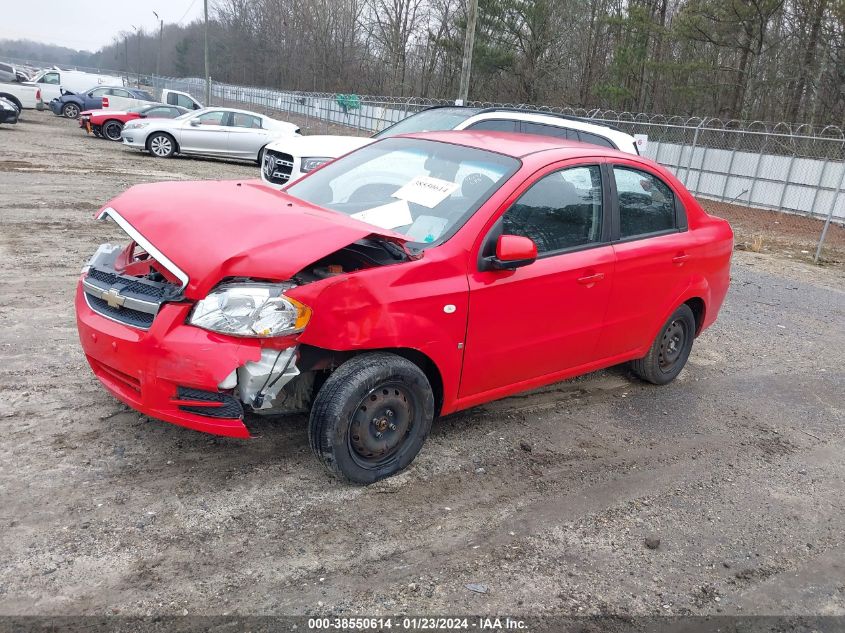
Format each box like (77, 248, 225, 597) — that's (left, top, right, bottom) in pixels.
(189, 283, 311, 338)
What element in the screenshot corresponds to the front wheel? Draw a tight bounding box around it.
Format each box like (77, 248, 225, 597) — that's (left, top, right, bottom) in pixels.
(147, 133, 175, 158)
(62, 103, 80, 119)
(308, 353, 435, 484)
(630, 303, 696, 385)
(102, 120, 124, 141)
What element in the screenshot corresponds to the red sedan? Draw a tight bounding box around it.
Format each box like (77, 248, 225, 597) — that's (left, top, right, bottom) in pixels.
(75, 131, 733, 483)
(79, 104, 188, 141)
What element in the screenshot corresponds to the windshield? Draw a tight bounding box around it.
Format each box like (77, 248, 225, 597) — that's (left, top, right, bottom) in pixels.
(372, 107, 482, 139)
(285, 137, 519, 248)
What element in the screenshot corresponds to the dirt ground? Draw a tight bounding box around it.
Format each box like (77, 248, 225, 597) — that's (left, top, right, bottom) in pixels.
(1, 110, 844, 621)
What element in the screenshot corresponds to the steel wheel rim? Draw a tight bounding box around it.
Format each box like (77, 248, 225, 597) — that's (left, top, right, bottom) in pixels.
(105, 123, 122, 140)
(150, 136, 171, 156)
(658, 318, 687, 372)
(348, 382, 415, 468)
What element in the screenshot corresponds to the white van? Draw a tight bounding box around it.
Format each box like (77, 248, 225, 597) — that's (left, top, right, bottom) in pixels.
(30, 68, 125, 102)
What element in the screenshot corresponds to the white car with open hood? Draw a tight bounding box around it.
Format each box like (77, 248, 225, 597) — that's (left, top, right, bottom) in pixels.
(260, 106, 642, 188)
(121, 107, 301, 163)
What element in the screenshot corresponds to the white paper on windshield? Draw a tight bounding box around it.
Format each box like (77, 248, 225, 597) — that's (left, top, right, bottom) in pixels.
(392, 176, 459, 208)
(406, 215, 449, 243)
(351, 200, 413, 230)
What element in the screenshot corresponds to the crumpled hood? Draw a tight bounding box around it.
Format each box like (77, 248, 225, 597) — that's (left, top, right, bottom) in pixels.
(102, 180, 406, 299)
(265, 134, 372, 158)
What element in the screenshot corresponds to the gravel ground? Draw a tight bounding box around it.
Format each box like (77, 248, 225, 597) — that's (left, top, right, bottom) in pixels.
(1, 110, 844, 619)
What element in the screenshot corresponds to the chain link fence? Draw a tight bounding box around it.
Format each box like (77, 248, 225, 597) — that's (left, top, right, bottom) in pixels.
(4, 55, 843, 264)
(150, 76, 844, 265)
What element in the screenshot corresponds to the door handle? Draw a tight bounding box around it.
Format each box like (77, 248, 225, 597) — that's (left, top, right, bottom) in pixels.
(672, 253, 689, 265)
(577, 272, 605, 286)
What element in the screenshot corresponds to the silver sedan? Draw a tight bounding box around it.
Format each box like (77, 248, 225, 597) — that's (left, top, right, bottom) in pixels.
(121, 107, 300, 163)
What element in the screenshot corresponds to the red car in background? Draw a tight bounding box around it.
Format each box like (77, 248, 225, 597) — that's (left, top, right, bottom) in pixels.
(80, 104, 188, 141)
(75, 130, 733, 483)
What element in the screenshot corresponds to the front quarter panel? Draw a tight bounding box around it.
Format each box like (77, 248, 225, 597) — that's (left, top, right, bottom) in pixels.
(289, 252, 470, 414)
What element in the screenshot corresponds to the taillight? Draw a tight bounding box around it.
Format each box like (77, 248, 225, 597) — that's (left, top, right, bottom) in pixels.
(36, 89, 41, 101)
(102, 96, 109, 108)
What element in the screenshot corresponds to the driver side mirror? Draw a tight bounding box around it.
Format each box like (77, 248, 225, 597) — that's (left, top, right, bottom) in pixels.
(190, 119, 201, 126)
(482, 234, 538, 271)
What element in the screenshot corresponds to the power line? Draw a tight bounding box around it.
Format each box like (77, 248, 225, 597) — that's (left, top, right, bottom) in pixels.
(177, 0, 199, 25)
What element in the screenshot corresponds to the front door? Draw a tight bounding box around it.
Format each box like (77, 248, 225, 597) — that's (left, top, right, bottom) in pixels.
(180, 110, 231, 154)
(460, 163, 615, 398)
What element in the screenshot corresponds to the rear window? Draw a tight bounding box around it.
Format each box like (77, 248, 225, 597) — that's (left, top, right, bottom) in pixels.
(373, 107, 482, 139)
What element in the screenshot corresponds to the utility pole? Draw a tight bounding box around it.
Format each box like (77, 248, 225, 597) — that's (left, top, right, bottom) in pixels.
(153, 11, 163, 77)
(456, 0, 478, 105)
(123, 36, 129, 75)
(204, 0, 211, 105)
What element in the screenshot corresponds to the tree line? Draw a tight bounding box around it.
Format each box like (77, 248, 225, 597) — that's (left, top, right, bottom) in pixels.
(32, 0, 845, 125)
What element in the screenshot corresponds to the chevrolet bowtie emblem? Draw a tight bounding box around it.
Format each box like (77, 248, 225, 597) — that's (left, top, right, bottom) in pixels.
(103, 288, 125, 309)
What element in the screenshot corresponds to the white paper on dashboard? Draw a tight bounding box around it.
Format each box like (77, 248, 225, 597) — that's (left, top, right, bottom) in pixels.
(351, 200, 413, 230)
(392, 176, 459, 208)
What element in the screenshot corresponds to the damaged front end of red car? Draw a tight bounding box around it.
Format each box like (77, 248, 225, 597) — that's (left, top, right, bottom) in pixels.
(76, 180, 412, 438)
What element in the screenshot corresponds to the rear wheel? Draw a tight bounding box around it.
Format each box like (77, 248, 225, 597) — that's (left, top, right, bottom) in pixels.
(102, 119, 124, 141)
(62, 103, 80, 119)
(630, 304, 696, 385)
(308, 353, 434, 484)
(147, 132, 175, 158)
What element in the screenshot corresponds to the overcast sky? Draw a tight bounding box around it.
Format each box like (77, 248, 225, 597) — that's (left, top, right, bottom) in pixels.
(0, 0, 205, 52)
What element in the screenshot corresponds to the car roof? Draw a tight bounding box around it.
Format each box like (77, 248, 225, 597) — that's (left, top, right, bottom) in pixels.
(419, 104, 624, 134)
(399, 129, 635, 160)
(194, 106, 265, 116)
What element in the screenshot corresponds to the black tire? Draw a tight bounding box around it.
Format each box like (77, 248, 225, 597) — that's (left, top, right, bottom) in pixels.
(147, 132, 176, 158)
(102, 119, 124, 141)
(308, 352, 435, 484)
(256, 145, 267, 166)
(630, 304, 696, 385)
(62, 102, 80, 119)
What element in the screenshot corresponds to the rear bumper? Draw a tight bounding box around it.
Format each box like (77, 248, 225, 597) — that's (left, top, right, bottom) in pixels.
(75, 280, 267, 438)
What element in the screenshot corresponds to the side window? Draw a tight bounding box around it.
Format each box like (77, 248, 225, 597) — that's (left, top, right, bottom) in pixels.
(166, 92, 178, 106)
(501, 165, 603, 254)
(195, 111, 228, 125)
(231, 113, 262, 129)
(109, 88, 131, 98)
(144, 107, 168, 117)
(614, 167, 676, 238)
(520, 121, 572, 140)
(90, 87, 110, 97)
(41, 72, 60, 85)
(465, 119, 518, 133)
(578, 131, 616, 149)
(177, 94, 197, 109)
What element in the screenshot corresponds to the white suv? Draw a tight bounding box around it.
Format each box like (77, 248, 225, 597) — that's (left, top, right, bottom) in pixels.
(260, 107, 641, 188)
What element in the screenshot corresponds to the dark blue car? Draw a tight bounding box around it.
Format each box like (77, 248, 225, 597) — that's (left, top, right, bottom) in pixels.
(49, 86, 155, 119)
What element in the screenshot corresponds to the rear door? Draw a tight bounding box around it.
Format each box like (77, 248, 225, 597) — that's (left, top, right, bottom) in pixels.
(597, 161, 691, 358)
(179, 110, 231, 154)
(460, 160, 615, 398)
(227, 112, 268, 159)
